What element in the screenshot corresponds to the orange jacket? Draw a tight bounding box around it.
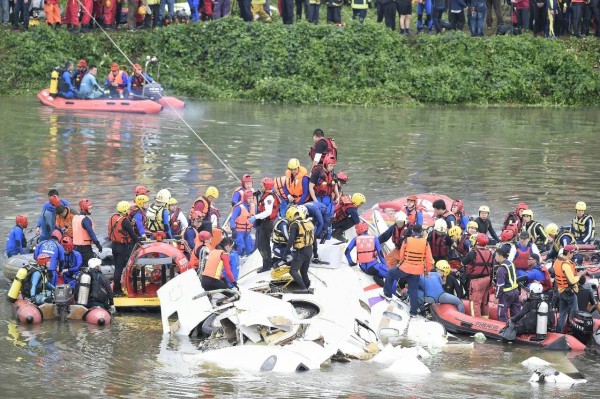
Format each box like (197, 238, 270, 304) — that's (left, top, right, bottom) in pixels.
(398, 236, 434, 275)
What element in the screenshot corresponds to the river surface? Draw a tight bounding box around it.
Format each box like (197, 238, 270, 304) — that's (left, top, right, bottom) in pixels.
(0, 97, 599, 397)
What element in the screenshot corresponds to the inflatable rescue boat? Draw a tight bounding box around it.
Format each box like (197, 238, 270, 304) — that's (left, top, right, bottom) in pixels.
(37, 89, 163, 114)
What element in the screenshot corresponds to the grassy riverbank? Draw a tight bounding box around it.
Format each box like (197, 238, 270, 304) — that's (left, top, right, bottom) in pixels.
(1, 18, 599, 106)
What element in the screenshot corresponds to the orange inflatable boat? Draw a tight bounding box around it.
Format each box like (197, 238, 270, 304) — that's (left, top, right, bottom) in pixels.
(37, 89, 163, 114)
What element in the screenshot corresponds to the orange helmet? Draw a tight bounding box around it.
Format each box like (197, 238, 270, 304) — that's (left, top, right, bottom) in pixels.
(61, 236, 74, 252)
(77, 59, 87, 68)
(407, 195, 418, 202)
(323, 153, 336, 168)
(16, 214, 28, 228)
(355, 222, 369, 236)
(261, 177, 274, 190)
(37, 253, 52, 265)
(110, 62, 119, 71)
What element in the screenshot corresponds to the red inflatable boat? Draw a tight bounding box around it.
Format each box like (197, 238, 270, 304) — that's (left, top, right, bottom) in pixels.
(13, 299, 111, 326)
(362, 193, 455, 228)
(37, 89, 163, 114)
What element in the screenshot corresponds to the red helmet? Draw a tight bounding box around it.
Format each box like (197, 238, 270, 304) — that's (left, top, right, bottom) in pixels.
(16, 214, 28, 228)
(336, 172, 348, 183)
(191, 211, 203, 221)
(61, 236, 74, 252)
(49, 195, 61, 207)
(241, 174, 253, 186)
(261, 177, 275, 190)
(355, 222, 369, 236)
(198, 230, 212, 242)
(323, 153, 336, 168)
(51, 230, 63, 241)
(135, 185, 150, 196)
(500, 229, 515, 242)
(37, 253, 51, 265)
(476, 233, 489, 247)
(79, 198, 93, 212)
(515, 202, 529, 216)
(451, 200, 464, 213)
(243, 190, 254, 201)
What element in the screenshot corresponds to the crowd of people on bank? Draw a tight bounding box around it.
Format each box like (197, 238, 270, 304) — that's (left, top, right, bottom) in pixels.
(5, 127, 598, 335)
(2, 0, 598, 38)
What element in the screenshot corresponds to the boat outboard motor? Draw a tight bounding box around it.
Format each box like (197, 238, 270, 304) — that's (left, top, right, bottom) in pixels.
(536, 301, 548, 340)
(142, 83, 164, 101)
(568, 311, 594, 345)
(54, 284, 74, 322)
(77, 272, 92, 305)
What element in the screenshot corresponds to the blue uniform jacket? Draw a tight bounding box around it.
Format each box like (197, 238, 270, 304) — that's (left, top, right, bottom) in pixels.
(29, 271, 55, 298)
(34, 239, 65, 271)
(305, 201, 330, 237)
(132, 211, 146, 237)
(230, 202, 254, 231)
(419, 272, 445, 302)
(81, 216, 100, 244)
(6, 225, 28, 257)
(38, 202, 57, 241)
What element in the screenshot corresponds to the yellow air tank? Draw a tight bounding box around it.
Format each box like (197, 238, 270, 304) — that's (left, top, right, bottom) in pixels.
(49, 69, 59, 97)
(7, 267, 28, 303)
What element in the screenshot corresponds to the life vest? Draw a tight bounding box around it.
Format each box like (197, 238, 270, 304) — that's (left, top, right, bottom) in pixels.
(231, 187, 245, 206)
(203, 249, 226, 279)
(130, 73, 146, 92)
(146, 203, 166, 233)
(129, 206, 146, 235)
(308, 137, 338, 164)
(552, 231, 575, 253)
(356, 235, 377, 264)
(74, 69, 88, 89)
(392, 225, 408, 249)
(57, 69, 70, 92)
(553, 258, 577, 291)
(72, 214, 94, 246)
(190, 244, 211, 271)
(571, 214, 595, 242)
(274, 176, 287, 200)
(285, 166, 308, 203)
(88, 269, 109, 303)
(457, 235, 471, 256)
(272, 219, 288, 245)
(466, 248, 493, 278)
(351, 0, 368, 8)
(107, 70, 126, 87)
(333, 195, 357, 223)
(399, 237, 428, 275)
(499, 260, 519, 292)
(56, 207, 75, 238)
(513, 242, 532, 270)
(189, 196, 211, 220)
(429, 232, 449, 259)
(169, 208, 183, 236)
(311, 165, 335, 197)
(291, 219, 315, 249)
(403, 205, 421, 226)
(234, 202, 255, 232)
(209, 227, 223, 249)
(258, 192, 280, 221)
(503, 212, 521, 231)
(20, 264, 45, 299)
(525, 220, 547, 244)
(439, 210, 455, 227)
(108, 214, 133, 244)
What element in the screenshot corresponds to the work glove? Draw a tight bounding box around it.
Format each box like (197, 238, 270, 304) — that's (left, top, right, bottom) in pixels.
(94, 241, 103, 253)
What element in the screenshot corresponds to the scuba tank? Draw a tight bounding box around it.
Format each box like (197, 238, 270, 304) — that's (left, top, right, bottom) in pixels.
(536, 301, 548, 340)
(7, 267, 29, 303)
(77, 272, 92, 305)
(49, 69, 59, 97)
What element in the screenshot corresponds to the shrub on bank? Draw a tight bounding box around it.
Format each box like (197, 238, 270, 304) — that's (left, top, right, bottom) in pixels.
(1, 18, 599, 105)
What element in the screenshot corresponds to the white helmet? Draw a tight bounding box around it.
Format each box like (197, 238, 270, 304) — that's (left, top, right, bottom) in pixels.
(88, 258, 102, 268)
(529, 282, 543, 294)
(155, 189, 171, 204)
(395, 211, 407, 223)
(434, 219, 447, 234)
(296, 205, 308, 220)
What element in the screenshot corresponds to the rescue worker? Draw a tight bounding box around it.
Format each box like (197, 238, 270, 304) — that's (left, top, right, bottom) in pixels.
(190, 230, 213, 271)
(503, 202, 529, 231)
(183, 212, 202, 255)
(282, 206, 315, 293)
(309, 153, 339, 237)
(273, 176, 288, 218)
(461, 233, 494, 318)
(78, 65, 105, 100)
(38, 193, 61, 242)
(271, 216, 290, 270)
(494, 248, 521, 322)
(576, 275, 597, 313)
(231, 174, 254, 207)
(382, 224, 434, 318)
(403, 195, 423, 226)
(508, 282, 546, 335)
(379, 211, 411, 269)
(475, 205, 500, 243)
(253, 178, 280, 273)
(427, 219, 453, 263)
(545, 223, 575, 261)
(456, 221, 477, 258)
(167, 197, 188, 237)
(345, 222, 388, 280)
(309, 128, 337, 167)
(433, 199, 457, 229)
(130, 194, 149, 238)
(109, 201, 143, 296)
(334, 171, 348, 196)
(520, 209, 549, 249)
(105, 62, 129, 99)
(416, 0, 433, 33)
(73, 59, 89, 89)
(65, 1, 81, 32)
(437, 259, 465, 299)
(72, 198, 103, 268)
(128, 63, 154, 97)
(508, 231, 541, 277)
(60, 236, 82, 290)
(56, 204, 75, 238)
(146, 189, 172, 239)
(34, 230, 65, 287)
(419, 260, 466, 313)
(102, 0, 118, 28)
(330, 192, 364, 243)
(57, 61, 80, 99)
(554, 247, 584, 333)
(230, 190, 256, 256)
(201, 238, 238, 296)
(86, 258, 115, 312)
(451, 200, 470, 230)
(6, 215, 29, 257)
(447, 225, 463, 264)
(22, 254, 55, 305)
(304, 201, 331, 262)
(351, 0, 368, 23)
(498, 225, 518, 254)
(190, 186, 219, 233)
(571, 201, 595, 244)
(525, 253, 552, 293)
(284, 158, 310, 207)
(134, 185, 150, 199)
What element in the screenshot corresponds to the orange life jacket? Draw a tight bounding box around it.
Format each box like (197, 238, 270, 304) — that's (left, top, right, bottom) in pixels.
(107, 70, 126, 88)
(311, 165, 335, 197)
(285, 166, 308, 203)
(72, 214, 94, 246)
(202, 249, 226, 279)
(399, 237, 429, 275)
(209, 227, 223, 249)
(56, 207, 74, 238)
(257, 192, 280, 221)
(189, 196, 210, 220)
(333, 195, 356, 223)
(356, 235, 377, 264)
(554, 258, 577, 291)
(108, 214, 133, 244)
(403, 205, 421, 226)
(234, 202, 255, 232)
(274, 176, 287, 200)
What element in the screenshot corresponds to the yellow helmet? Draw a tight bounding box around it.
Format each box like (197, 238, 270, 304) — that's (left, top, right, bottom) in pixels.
(436, 260, 451, 277)
(286, 205, 299, 221)
(117, 201, 131, 214)
(448, 225, 462, 239)
(167, 197, 178, 206)
(576, 201, 587, 211)
(138, 5, 147, 15)
(434, 219, 447, 234)
(466, 220, 478, 230)
(135, 194, 149, 208)
(205, 186, 219, 199)
(479, 205, 490, 213)
(521, 209, 533, 218)
(287, 158, 301, 170)
(351, 193, 366, 207)
(545, 223, 559, 236)
(155, 189, 171, 204)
